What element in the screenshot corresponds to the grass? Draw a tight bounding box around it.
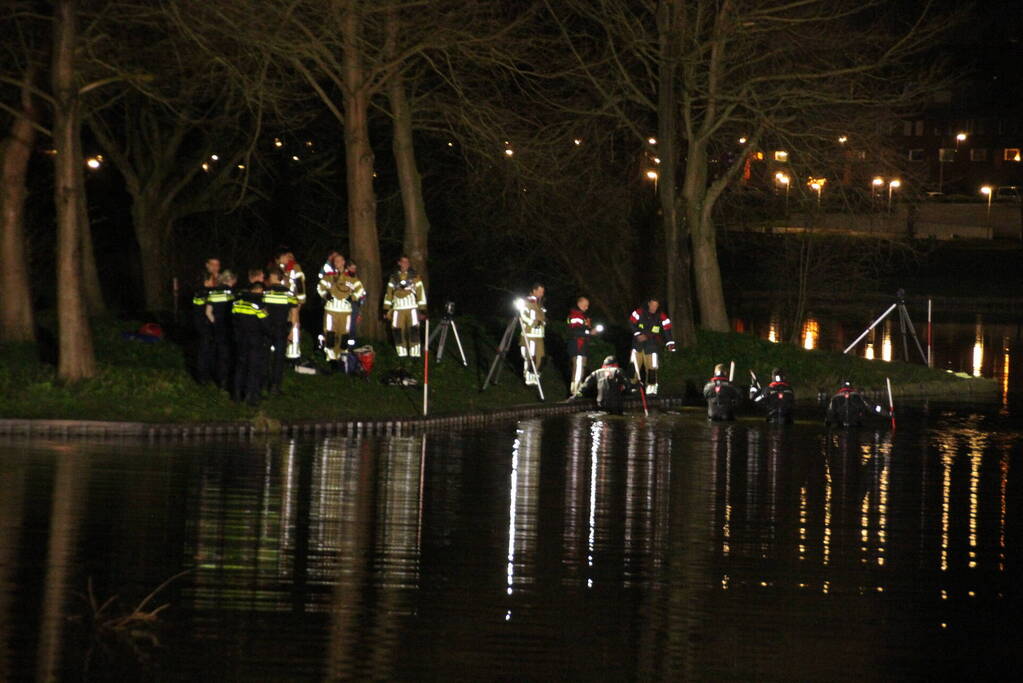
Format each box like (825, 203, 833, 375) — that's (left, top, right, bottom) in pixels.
(0, 316, 988, 424)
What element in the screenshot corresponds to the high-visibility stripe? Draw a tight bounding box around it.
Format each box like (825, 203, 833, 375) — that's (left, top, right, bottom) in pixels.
(568, 317, 586, 325)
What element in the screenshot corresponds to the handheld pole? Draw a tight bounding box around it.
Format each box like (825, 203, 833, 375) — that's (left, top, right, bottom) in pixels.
(423, 320, 430, 416)
(927, 298, 933, 367)
(638, 383, 649, 417)
(885, 377, 895, 431)
(843, 303, 897, 354)
(729, 361, 735, 383)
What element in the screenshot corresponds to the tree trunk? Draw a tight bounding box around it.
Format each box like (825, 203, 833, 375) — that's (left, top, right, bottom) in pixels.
(657, 0, 696, 347)
(52, 0, 95, 380)
(0, 69, 38, 342)
(683, 142, 729, 331)
(389, 74, 430, 286)
(342, 6, 382, 340)
(77, 191, 104, 314)
(132, 198, 173, 311)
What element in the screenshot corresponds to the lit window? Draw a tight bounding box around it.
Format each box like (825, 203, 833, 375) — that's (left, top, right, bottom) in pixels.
(1005, 148, 1022, 162)
(970, 148, 988, 162)
(755, 151, 764, 160)
(774, 150, 788, 162)
(908, 149, 924, 161)
(938, 148, 955, 162)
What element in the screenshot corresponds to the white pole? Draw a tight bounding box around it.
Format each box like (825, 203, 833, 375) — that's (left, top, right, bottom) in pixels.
(423, 320, 429, 416)
(927, 298, 933, 368)
(843, 303, 897, 354)
(729, 360, 735, 382)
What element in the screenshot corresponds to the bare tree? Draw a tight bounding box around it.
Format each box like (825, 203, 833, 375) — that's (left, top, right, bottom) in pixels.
(547, 0, 954, 334)
(0, 65, 40, 342)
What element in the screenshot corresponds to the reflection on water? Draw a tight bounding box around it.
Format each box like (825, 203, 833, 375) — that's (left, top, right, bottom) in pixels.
(1, 406, 1021, 680)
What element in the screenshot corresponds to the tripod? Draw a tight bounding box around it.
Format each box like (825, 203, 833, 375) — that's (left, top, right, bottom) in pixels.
(482, 315, 544, 400)
(428, 310, 467, 366)
(843, 289, 927, 364)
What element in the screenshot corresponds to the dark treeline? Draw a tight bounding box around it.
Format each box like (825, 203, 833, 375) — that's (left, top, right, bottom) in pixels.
(0, 0, 961, 380)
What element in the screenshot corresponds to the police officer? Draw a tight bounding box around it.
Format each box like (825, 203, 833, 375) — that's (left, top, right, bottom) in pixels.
(518, 283, 546, 386)
(204, 269, 236, 390)
(192, 257, 220, 384)
(317, 252, 365, 368)
(383, 255, 427, 358)
(703, 363, 742, 421)
(274, 249, 306, 362)
(263, 269, 298, 394)
(750, 367, 795, 424)
(566, 296, 593, 396)
(825, 379, 888, 427)
(629, 297, 675, 396)
(576, 355, 628, 415)
(231, 281, 270, 405)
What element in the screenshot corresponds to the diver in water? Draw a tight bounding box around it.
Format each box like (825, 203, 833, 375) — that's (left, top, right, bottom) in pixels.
(576, 355, 629, 415)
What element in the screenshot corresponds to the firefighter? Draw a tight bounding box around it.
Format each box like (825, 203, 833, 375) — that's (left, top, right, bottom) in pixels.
(703, 363, 742, 421)
(383, 255, 427, 358)
(825, 379, 888, 427)
(317, 252, 366, 368)
(566, 296, 593, 396)
(518, 283, 546, 386)
(750, 367, 795, 424)
(192, 257, 220, 384)
(629, 298, 675, 396)
(345, 260, 366, 341)
(576, 355, 628, 415)
(263, 269, 298, 394)
(274, 249, 306, 361)
(231, 281, 270, 405)
(204, 269, 236, 390)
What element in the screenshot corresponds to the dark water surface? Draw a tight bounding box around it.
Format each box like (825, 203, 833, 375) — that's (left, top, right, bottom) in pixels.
(1, 404, 1021, 681)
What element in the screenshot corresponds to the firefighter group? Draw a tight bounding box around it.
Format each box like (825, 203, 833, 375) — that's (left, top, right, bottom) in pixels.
(192, 250, 889, 423)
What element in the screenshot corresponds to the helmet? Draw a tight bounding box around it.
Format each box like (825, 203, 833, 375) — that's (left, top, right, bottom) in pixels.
(713, 363, 725, 376)
(840, 378, 853, 388)
(772, 367, 785, 381)
(602, 355, 618, 367)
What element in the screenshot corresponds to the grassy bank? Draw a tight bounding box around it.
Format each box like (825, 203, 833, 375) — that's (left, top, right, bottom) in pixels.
(0, 317, 991, 424)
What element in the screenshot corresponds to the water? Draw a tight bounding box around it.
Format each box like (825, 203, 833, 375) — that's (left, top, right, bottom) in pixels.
(1, 404, 1021, 681)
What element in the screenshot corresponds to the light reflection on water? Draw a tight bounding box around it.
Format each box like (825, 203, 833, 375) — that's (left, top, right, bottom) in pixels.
(0, 405, 1021, 680)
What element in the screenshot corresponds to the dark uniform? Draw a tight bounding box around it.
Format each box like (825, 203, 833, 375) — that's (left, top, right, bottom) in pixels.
(826, 382, 887, 427)
(204, 284, 235, 389)
(577, 356, 628, 415)
(192, 282, 215, 384)
(262, 283, 298, 394)
(629, 303, 674, 395)
(231, 291, 270, 405)
(750, 369, 795, 424)
(703, 368, 742, 421)
(566, 305, 592, 396)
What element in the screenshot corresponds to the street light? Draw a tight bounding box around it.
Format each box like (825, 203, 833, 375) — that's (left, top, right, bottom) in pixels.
(808, 177, 826, 208)
(646, 169, 659, 191)
(776, 172, 790, 213)
(981, 185, 993, 224)
(871, 176, 884, 211)
(888, 179, 901, 213)
(956, 132, 967, 144)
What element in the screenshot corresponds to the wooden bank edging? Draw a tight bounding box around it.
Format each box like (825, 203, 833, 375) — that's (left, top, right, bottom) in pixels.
(0, 397, 687, 440)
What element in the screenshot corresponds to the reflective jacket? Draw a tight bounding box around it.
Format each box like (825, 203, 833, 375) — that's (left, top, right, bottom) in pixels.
(383, 270, 426, 312)
(262, 284, 298, 326)
(279, 260, 306, 305)
(519, 295, 546, 339)
(752, 380, 795, 423)
(318, 272, 365, 313)
(566, 307, 591, 355)
(204, 286, 234, 325)
(630, 307, 673, 350)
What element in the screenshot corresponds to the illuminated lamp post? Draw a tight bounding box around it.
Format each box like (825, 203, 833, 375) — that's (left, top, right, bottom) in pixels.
(887, 179, 901, 213)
